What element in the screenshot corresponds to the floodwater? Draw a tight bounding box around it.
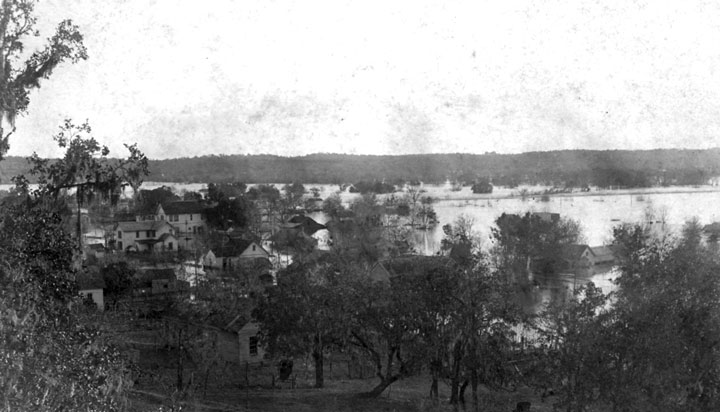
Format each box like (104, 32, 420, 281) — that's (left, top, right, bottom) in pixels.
(8, 180, 715, 307)
(303, 183, 720, 307)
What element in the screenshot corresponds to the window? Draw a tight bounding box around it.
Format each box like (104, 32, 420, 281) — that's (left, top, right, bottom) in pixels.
(168, 242, 173, 250)
(136, 231, 140, 238)
(117, 231, 122, 238)
(249, 336, 258, 356)
(146, 230, 152, 237)
(252, 245, 256, 251)
(190, 214, 193, 221)
(118, 241, 123, 250)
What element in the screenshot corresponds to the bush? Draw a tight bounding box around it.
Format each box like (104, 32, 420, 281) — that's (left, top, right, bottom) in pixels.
(471, 179, 493, 194)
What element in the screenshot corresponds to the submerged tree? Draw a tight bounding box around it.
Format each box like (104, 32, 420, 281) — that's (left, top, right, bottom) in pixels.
(0, 0, 88, 158)
(491, 212, 582, 282)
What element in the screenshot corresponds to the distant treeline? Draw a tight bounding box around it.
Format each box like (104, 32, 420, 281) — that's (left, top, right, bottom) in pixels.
(2, 149, 720, 188)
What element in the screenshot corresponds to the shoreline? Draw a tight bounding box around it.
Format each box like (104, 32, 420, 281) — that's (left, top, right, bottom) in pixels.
(431, 185, 720, 203)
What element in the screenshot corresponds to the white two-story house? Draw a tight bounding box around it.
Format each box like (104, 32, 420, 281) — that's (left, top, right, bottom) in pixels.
(136, 201, 208, 250)
(115, 220, 178, 252)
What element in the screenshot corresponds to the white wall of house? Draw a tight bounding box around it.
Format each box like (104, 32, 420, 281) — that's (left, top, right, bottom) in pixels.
(80, 288, 104, 311)
(238, 322, 265, 363)
(239, 243, 269, 259)
(116, 223, 174, 252)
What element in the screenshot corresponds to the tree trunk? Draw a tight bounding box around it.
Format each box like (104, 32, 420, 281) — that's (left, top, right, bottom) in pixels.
(176, 329, 184, 391)
(470, 369, 479, 412)
(459, 380, 469, 409)
(77, 200, 83, 250)
(364, 375, 399, 398)
(312, 350, 324, 388)
(449, 341, 464, 404)
(430, 359, 440, 401)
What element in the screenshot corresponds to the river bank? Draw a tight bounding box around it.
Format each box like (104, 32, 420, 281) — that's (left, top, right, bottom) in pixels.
(429, 184, 720, 203)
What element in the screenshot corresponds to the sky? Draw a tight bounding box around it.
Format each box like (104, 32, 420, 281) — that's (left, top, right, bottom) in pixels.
(7, 0, 720, 159)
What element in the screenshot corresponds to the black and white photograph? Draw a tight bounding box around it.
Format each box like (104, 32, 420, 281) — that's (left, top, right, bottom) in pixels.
(1, 1, 720, 411)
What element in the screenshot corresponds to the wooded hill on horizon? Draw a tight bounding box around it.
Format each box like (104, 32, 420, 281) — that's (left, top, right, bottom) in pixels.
(1, 148, 719, 188)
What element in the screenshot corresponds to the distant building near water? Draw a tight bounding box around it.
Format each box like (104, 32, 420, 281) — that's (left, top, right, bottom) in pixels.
(532, 212, 560, 223)
(561, 244, 619, 271)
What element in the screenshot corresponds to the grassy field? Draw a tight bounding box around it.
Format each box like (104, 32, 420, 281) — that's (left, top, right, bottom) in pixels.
(127, 348, 555, 412)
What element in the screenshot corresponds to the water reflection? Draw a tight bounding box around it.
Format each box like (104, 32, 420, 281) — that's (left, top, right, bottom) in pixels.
(517, 264, 619, 314)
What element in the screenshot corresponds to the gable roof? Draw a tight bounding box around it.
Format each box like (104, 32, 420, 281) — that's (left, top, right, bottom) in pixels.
(288, 215, 327, 235)
(368, 262, 391, 283)
(562, 244, 592, 260)
(210, 237, 268, 258)
(116, 220, 173, 232)
(158, 233, 177, 242)
(162, 201, 207, 215)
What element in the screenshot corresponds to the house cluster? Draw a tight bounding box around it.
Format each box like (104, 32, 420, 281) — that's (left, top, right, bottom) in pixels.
(77, 197, 334, 365)
(112, 201, 207, 252)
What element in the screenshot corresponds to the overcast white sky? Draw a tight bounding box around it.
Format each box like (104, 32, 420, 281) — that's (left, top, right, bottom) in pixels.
(7, 0, 720, 159)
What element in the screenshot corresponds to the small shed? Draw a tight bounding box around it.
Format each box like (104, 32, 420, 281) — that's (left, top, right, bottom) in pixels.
(78, 276, 105, 311)
(234, 321, 265, 364)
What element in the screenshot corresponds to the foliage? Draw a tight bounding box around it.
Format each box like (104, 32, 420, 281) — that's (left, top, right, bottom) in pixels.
(137, 185, 178, 211)
(207, 181, 246, 202)
(0, 200, 129, 411)
(349, 180, 396, 194)
(134, 150, 720, 189)
(0, 0, 88, 159)
(101, 261, 136, 307)
(24, 120, 148, 206)
(255, 260, 351, 388)
(381, 218, 415, 258)
(491, 212, 582, 282)
(246, 184, 280, 203)
(203, 196, 250, 230)
(182, 190, 203, 201)
(525, 221, 720, 411)
(321, 192, 345, 219)
(282, 181, 305, 208)
(18, 120, 148, 249)
(471, 178, 493, 194)
(347, 266, 435, 397)
(533, 283, 612, 411)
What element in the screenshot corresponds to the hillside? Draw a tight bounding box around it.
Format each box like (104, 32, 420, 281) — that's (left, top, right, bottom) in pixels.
(144, 149, 720, 187)
(2, 149, 720, 187)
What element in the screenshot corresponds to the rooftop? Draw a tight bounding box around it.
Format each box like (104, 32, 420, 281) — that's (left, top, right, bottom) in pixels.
(117, 220, 173, 232)
(162, 201, 207, 215)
